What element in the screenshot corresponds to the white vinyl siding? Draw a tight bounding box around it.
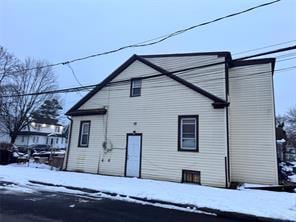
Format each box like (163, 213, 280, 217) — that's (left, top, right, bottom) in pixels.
(66, 116, 104, 173)
(67, 57, 278, 187)
(228, 63, 278, 185)
(145, 56, 226, 99)
(68, 58, 227, 187)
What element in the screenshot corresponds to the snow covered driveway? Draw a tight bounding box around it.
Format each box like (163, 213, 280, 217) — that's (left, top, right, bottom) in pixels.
(0, 164, 295, 221)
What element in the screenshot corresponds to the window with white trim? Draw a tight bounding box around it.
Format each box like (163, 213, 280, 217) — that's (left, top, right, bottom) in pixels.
(78, 121, 90, 147)
(130, 79, 142, 97)
(178, 116, 198, 151)
(55, 126, 60, 133)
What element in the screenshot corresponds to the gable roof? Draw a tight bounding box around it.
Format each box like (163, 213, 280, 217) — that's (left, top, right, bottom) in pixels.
(66, 53, 231, 115)
(66, 55, 140, 114)
(66, 52, 274, 115)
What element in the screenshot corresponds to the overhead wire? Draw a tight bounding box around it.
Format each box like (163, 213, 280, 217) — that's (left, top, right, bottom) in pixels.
(1, 45, 296, 98)
(2, 63, 295, 99)
(0, 0, 281, 76)
(233, 39, 296, 55)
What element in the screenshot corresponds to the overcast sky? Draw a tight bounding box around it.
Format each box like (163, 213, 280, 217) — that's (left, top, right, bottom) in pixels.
(0, 0, 295, 115)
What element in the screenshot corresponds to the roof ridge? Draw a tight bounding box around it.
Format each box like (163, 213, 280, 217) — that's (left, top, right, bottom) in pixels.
(139, 51, 231, 60)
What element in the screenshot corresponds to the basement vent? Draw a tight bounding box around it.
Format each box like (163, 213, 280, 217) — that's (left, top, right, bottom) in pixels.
(182, 170, 200, 184)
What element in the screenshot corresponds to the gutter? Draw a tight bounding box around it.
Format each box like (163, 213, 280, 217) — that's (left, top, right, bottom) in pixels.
(225, 61, 231, 188)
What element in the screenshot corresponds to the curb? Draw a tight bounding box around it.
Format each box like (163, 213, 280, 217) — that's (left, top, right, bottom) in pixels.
(28, 180, 291, 222)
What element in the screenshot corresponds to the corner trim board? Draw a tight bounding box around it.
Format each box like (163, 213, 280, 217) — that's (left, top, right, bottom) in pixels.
(64, 118, 73, 171)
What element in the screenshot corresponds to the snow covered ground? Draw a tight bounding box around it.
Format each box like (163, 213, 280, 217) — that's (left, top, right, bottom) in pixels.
(0, 164, 296, 221)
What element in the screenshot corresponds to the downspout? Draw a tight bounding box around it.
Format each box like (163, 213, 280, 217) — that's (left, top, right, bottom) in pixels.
(271, 62, 280, 185)
(225, 60, 231, 188)
(63, 117, 73, 171)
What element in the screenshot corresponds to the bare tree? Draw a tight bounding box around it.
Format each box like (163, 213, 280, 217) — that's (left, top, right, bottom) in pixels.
(0, 46, 18, 85)
(0, 58, 57, 144)
(285, 106, 296, 147)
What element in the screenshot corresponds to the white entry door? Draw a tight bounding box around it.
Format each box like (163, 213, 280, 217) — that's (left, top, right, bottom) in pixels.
(126, 134, 142, 178)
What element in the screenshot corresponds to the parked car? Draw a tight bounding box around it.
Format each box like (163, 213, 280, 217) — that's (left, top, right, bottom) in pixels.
(17, 146, 29, 153)
(29, 144, 51, 153)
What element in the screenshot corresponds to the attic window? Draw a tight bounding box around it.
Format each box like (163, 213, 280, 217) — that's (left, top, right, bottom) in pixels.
(130, 79, 142, 97)
(182, 170, 200, 184)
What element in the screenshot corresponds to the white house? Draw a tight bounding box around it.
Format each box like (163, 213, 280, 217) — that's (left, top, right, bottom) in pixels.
(14, 120, 67, 149)
(64, 52, 278, 187)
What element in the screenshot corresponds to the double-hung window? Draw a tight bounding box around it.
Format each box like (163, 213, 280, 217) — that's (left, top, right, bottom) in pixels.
(178, 115, 198, 151)
(130, 79, 142, 97)
(78, 121, 91, 147)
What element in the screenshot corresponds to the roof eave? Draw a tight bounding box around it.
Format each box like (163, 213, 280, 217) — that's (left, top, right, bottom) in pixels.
(66, 108, 107, 116)
(140, 51, 232, 61)
(212, 101, 230, 109)
(231, 58, 276, 74)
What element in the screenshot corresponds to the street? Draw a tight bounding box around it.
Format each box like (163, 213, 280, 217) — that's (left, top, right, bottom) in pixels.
(0, 190, 240, 222)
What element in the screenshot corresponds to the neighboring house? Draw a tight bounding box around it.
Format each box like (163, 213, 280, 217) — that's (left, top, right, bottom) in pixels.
(286, 146, 296, 161)
(64, 52, 278, 187)
(15, 120, 67, 149)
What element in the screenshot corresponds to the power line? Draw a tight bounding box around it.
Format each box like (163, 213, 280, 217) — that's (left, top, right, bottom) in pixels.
(108, 51, 296, 86)
(104, 66, 296, 92)
(276, 52, 296, 59)
(1, 44, 295, 98)
(0, 0, 281, 76)
(235, 45, 296, 60)
(66, 66, 296, 102)
(2, 64, 295, 99)
(66, 64, 91, 97)
(278, 56, 296, 62)
(66, 64, 84, 87)
(233, 39, 296, 55)
(106, 45, 296, 86)
(108, 61, 296, 89)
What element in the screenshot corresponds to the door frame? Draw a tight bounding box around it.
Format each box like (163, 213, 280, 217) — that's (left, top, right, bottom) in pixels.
(124, 133, 143, 178)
